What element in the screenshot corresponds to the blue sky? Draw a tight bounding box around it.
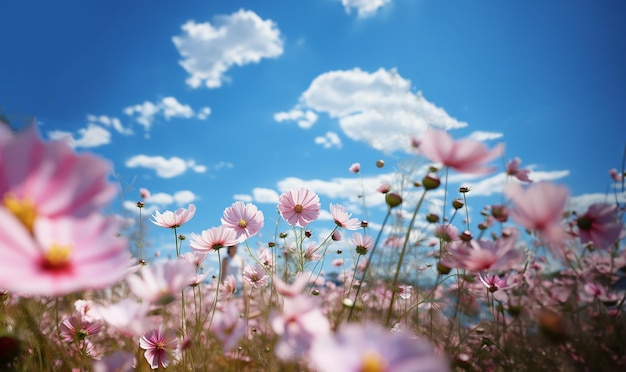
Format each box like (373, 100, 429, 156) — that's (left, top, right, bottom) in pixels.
(1, 0, 625, 270)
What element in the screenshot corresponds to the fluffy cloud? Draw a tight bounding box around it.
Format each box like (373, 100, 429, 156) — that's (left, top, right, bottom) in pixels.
(275, 68, 467, 154)
(315, 131, 342, 149)
(123, 190, 197, 215)
(341, 0, 392, 17)
(87, 114, 133, 135)
(124, 97, 211, 132)
(274, 109, 318, 129)
(125, 155, 207, 178)
(468, 131, 503, 141)
(172, 9, 283, 89)
(48, 123, 111, 148)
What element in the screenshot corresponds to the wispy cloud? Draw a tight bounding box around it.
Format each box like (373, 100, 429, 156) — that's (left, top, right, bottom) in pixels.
(468, 130, 503, 141)
(172, 9, 283, 89)
(124, 97, 210, 132)
(123, 190, 197, 215)
(125, 155, 207, 178)
(315, 131, 342, 149)
(274, 109, 318, 129)
(341, 0, 392, 18)
(275, 68, 467, 154)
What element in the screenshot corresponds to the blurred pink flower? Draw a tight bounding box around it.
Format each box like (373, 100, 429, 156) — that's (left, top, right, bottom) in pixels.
(349, 163, 360, 173)
(151, 204, 196, 228)
(304, 243, 322, 261)
(505, 182, 569, 250)
(96, 299, 152, 336)
(270, 295, 330, 360)
(506, 157, 533, 182)
(190, 226, 239, 252)
(139, 327, 179, 369)
(92, 351, 135, 372)
(273, 272, 310, 297)
(139, 187, 151, 199)
(221, 201, 264, 242)
(243, 264, 270, 288)
(352, 232, 374, 255)
(127, 260, 196, 305)
(441, 230, 523, 272)
(576, 203, 623, 249)
(376, 183, 391, 193)
(0, 126, 117, 231)
(309, 323, 448, 372)
(179, 251, 208, 268)
(609, 168, 622, 182)
(435, 224, 459, 243)
(211, 302, 246, 351)
(330, 203, 361, 230)
(0, 212, 131, 296)
(419, 128, 504, 174)
(278, 188, 321, 227)
(60, 316, 102, 343)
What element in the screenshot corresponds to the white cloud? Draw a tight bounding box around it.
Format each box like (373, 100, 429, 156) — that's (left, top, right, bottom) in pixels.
(48, 123, 111, 148)
(125, 155, 207, 178)
(172, 9, 283, 89)
(87, 114, 132, 135)
(252, 188, 280, 204)
(315, 131, 342, 149)
(468, 130, 503, 141)
(341, 0, 392, 17)
(276, 68, 467, 154)
(274, 109, 318, 129)
(123, 190, 198, 215)
(214, 161, 234, 170)
(124, 97, 210, 131)
(233, 194, 253, 203)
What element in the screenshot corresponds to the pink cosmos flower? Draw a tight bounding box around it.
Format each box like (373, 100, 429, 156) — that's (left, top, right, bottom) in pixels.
(190, 226, 239, 252)
(441, 229, 523, 272)
(270, 295, 330, 360)
(60, 316, 102, 343)
(96, 299, 152, 336)
(309, 323, 448, 372)
(221, 201, 264, 242)
(151, 204, 196, 228)
(273, 272, 310, 297)
(349, 163, 361, 173)
(127, 260, 196, 305)
(435, 224, 460, 243)
(304, 243, 322, 261)
(576, 203, 623, 249)
(376, 183, 391, 194)
(211, 302, 246, 351)
(330, 203, 361, 230)
(505, 182, 569, 251)
(506, 157, 533, 182)
(243, 264, 270, 288)
(0, 126, 117, 230)
(352, 232, 374, 255)
(179, 251, 208, 269)
(609, 168, 622, 182)
(139, 327, 179, 369)
(139, 187, 151, 200)
(419, 128, 504, 174)
(278, 188, 321, 227)
(0, 212, 131, 296)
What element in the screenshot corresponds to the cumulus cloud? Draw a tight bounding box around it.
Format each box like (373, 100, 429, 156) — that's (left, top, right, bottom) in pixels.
(123, 190, 197, 215)
(124, 97, 210, 132)
(172, 9, 283, 89)
(341, 0, 392, 17)
(568, 190, 626, 213)
(315, 131, 342, 149)
(252, 188, 280, 204)
(275, 68, 467, 154)
(468, 131, 503, 141)
(125, 155, 207, 178)
(48, 123, 111, 148)
(274, 109, 318, 129)
(87, 114, 133, 135)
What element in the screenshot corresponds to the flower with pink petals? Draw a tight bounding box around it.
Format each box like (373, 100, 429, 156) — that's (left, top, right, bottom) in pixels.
(127, 260, 196, 305)
(0, 212, 131, 296)
(609, 168, 622, 182)
(576, 203, 623, 249)
(441, 229, 523, 272)
(304, 243, 322, 261)
(273, 272, 310, 297)
(211, 302, 246, 351)
(506, 157, 533, 182)
(352, 232, 374, 255)
(151, 204, 196, 228)
(60, 316, 102, 344)
(139, 188, 151, 199)
(243, 264, 270, 288)
(139, 327, 179, 369)
(376, 183, 391, 193)
(221, 201, 264, 242)
(277, 188, 321, 227)
(330, 203, 361, 230)
(0, 126, 118, 230)
(179, 251, 208, 269)
(190, 226, 239, 252)
(505, 182, 569, 251)
(349, 163, 360, 173)
(419, 128, 504, 174)
(96, 299, 152, 336)
(309, 323, 448, 372)
(270, 295, 330, 360)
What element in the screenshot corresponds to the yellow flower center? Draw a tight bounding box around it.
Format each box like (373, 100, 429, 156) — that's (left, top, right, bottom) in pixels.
(42, 244, 72, 271)
(4, 193, 37, 233)
(294, 204, 303, 213)
(360, 350, 385, 372)
(238, 219, 248, 228)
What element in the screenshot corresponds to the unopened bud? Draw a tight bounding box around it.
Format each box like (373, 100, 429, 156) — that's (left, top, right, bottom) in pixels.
(426, 213, 440, 223)
(385, 193, 403, 208)
(279, 232, 288, 239)
(422, 174, 441, 190)
(360, 220, 368, 228)
(305, 230, 312, 238)
(459, 186, 471, 193)
(437, 261, 451, 275)
(268, 241, 275, 248)
(376, 160, 385, 168)
(136, 201, 145, 208)
(452, 198, 464, 210)
(460, 231, 473, 242)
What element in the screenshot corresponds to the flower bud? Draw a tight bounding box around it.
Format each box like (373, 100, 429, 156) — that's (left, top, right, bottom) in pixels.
(360, 220, 368, 228)
(376, 160, 385, 168)
(452, 198, 464, 210)
(426, 213, 440, 223)
(136, 201, 145, 208)
(305, 230, 312, 238)
(460, 230, 473, 242)
(437, 261, 451, 275)
(385, 193, 403, 208)
(279, 232, 288, 239)
(491, 205, 509, 223)
(422, 174, 441, 190)
(268, 241, 275, 248)
(459, 186, 471, 193)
